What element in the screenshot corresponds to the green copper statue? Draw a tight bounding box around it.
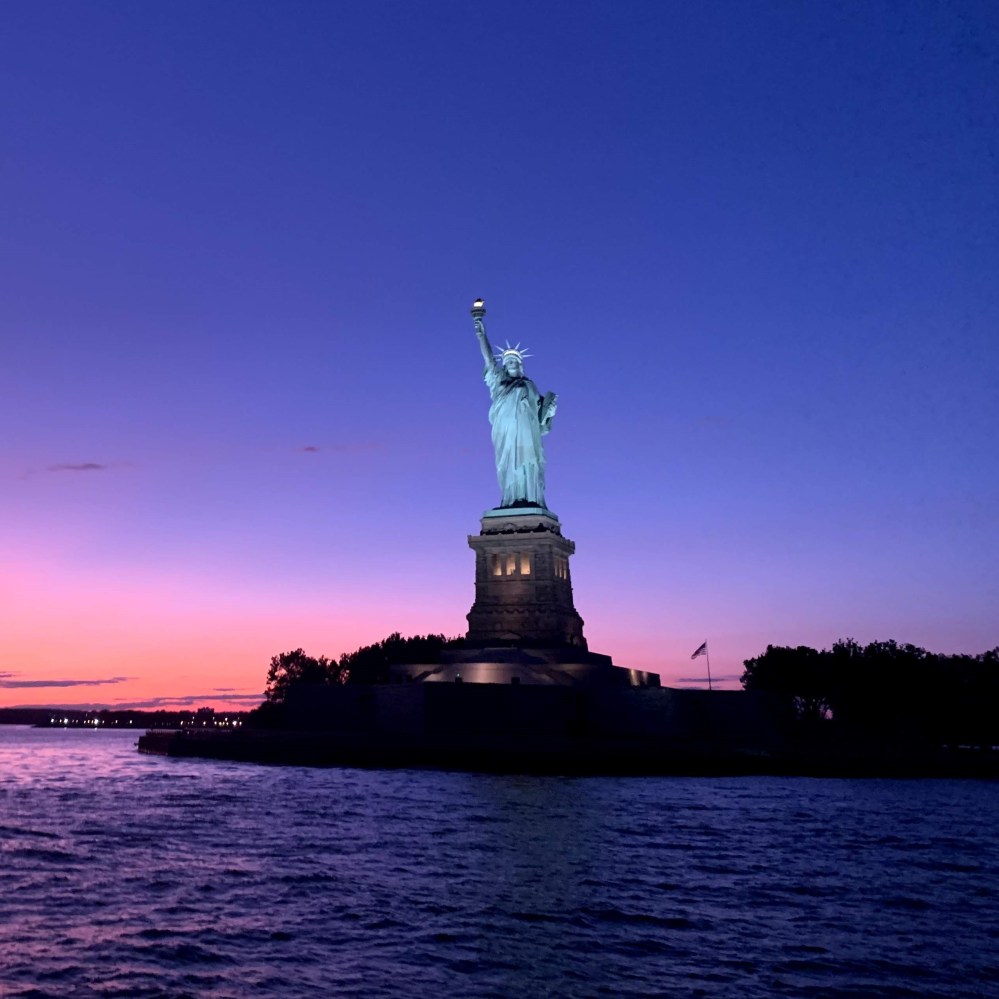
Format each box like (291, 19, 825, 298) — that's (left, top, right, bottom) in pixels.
(471, 299, 558, 509)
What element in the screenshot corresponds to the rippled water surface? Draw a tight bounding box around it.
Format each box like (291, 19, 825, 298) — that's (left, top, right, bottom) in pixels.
(1, 727, 997, 998)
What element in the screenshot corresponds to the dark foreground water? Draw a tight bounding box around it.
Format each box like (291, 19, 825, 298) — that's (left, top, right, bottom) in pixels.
(1, 728, 997, 999)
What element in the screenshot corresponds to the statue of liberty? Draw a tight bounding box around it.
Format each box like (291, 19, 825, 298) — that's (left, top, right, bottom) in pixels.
(471, 300, 558, 509)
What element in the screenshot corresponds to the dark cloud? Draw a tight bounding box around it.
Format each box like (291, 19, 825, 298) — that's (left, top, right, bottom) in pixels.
(0, 675, 131, 689)
(676, 674, 742, 684)
(296, 442, 383, 454)
(109, 692, 264, 709)
(47, 462, 107, 473)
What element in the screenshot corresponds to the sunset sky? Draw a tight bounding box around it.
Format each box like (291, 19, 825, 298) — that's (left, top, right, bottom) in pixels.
(2, 1, 997, 709)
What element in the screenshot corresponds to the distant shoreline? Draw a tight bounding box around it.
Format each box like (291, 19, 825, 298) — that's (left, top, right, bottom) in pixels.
(0, 707, 247, 729)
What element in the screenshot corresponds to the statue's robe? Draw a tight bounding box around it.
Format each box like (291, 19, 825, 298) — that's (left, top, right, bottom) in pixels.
(484, 361, 548, 508)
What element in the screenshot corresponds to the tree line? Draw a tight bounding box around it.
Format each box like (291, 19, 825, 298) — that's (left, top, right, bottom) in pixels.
(741, 639, 999, 749)
(249, 632, 998, 750)
(247, 632, 463, 726)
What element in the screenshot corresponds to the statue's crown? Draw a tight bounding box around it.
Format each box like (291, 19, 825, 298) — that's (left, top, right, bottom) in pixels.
(495, 341, 531, 363)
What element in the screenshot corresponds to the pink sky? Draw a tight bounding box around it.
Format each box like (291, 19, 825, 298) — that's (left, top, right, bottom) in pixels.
(3, 4, 996, 709)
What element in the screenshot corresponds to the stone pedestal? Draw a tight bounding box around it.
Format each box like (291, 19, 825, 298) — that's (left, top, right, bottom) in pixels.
(387, 506, 660, 688)
(465, 507, 586, 648)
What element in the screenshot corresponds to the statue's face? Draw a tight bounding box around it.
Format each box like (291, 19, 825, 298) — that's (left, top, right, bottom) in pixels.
(503, 355, 524, 377)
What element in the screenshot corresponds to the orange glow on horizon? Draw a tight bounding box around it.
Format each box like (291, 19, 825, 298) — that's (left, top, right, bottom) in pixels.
(0, 554, 472, 710)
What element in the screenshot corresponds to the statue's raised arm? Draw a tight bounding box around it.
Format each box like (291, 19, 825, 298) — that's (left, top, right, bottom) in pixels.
(471, 302, 494, 367)
(469, 298, 555, 511)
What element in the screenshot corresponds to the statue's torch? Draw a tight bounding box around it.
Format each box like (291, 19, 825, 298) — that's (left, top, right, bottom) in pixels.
(471, 298, 487, 343)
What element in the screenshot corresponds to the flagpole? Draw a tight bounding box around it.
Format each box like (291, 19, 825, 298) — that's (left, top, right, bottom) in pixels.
(706, 647, 713, 691)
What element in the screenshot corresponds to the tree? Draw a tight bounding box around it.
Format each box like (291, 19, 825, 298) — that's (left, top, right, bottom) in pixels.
(245, 698, 284, 729)
(258, 634, 465, 703)
(741, 644, 830, 722)
(932, 648, 999, 750)
(742, 638, 999, 750)
(264, 649, 343, 703)
(340, 632, 464, 684)
(827, 638, 938, 743)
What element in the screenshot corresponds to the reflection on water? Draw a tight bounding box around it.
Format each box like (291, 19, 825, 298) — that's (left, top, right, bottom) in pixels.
(1, 726, 996, 998)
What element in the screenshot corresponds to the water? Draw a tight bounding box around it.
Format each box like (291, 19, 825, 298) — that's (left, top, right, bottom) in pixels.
(0, 727, 996, 999)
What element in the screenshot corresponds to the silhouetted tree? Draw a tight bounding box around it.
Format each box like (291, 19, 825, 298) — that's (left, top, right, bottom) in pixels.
(829, 639, 952, 747)
(264, 648, 344, 703)
(341, 632, 465, 684)
(245, 698, 285, 729)
(742, 638, 999, 750)
(936, 647, 999, 749)
(254, 634, 465, 710)
(741, 644, 830, 722)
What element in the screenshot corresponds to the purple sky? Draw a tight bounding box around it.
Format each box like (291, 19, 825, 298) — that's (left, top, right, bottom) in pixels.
(2, 0, 997, 707)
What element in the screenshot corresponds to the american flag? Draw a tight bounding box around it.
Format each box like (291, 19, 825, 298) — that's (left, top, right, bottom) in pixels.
(690, 642, 708, 659)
